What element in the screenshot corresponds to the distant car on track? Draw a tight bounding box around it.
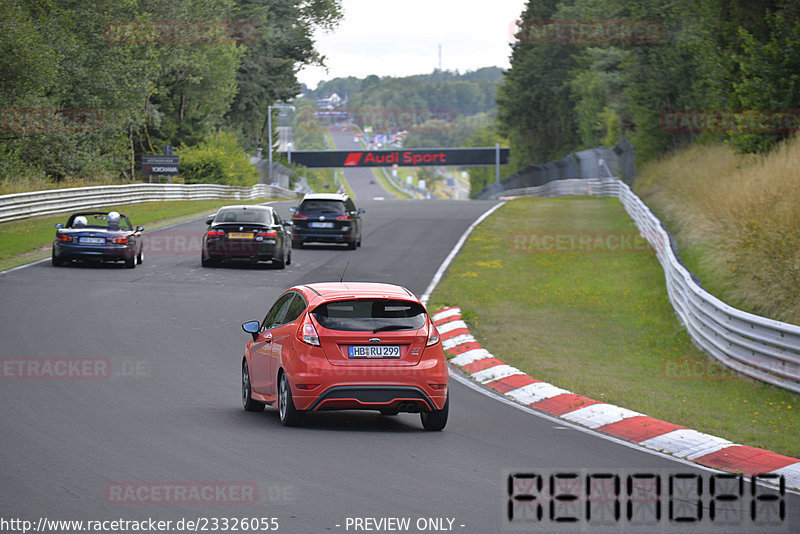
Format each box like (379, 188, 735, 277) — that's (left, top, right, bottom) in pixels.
(289, 193, 364, 249)
(240, 282, 449, 430)
(52, 211, 144, 268)
(201, 205, 292, 268)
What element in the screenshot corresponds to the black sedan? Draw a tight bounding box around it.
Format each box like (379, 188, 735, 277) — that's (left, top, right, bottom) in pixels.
(52, 211, 144, 268)
(201, 205, 292, 268)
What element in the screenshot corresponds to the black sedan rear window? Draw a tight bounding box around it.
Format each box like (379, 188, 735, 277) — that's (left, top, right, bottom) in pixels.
(214, 209, 270, 224)
(298, 200, 346, 216)
(312, 299, 427, 332)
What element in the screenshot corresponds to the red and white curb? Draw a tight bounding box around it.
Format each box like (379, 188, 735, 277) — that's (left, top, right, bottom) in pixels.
(433, 306, 800, 490)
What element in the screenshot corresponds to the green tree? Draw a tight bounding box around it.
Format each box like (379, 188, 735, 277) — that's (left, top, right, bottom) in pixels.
(496, 0, 580, 165)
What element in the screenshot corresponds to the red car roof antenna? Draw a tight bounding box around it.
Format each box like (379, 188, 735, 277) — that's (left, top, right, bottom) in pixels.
(339, 261, 350, 283)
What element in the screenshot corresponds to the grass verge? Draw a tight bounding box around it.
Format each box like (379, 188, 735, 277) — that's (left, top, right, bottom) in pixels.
(428, 197, 799, 457)
(0, 198, 284, 272)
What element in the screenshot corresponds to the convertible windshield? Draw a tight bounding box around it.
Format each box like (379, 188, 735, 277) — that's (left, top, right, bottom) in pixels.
(312, 299, 427, 332)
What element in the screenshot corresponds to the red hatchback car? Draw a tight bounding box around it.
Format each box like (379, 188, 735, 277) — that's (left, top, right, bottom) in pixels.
(240, 282, 449, 430)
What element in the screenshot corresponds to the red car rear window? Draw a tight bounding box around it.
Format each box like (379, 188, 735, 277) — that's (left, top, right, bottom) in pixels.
(312, 299, 426, 332)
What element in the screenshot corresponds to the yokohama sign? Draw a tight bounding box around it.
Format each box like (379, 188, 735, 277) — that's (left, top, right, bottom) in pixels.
(286, 148, 510, 168)
(142, 155, 180, 175)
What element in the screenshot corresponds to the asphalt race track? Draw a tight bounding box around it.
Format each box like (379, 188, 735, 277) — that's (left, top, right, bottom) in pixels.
(1, 135, 798, 533)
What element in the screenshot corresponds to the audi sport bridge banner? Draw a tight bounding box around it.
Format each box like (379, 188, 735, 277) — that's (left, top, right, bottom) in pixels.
(283, 147, 510, 168)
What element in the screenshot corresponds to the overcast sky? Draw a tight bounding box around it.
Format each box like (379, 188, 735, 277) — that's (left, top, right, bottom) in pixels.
(298, 0, 528, 89)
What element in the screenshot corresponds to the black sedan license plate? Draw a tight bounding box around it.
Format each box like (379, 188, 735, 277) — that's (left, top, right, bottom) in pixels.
(348, 345, 401, 359)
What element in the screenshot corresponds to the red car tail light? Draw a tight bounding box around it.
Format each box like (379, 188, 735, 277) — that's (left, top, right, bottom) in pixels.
(296, 384, 320, 391)
(292, 214, 308, 220)
(298, 321, 320, 346)
(112, 237, 128, 244)
(207, 229, 225, 237)
(57, 234, 73, 243)
(335, 215, 351, 221)
(426, 322, 440, 347)
(257, 231, 278, 238)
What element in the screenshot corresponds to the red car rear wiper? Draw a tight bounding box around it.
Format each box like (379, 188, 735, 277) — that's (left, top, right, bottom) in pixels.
(372, 324, 415, 333)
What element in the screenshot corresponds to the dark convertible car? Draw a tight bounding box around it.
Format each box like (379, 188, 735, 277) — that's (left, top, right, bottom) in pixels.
(52, 211, 144, 268)
(201, 205, 292, 268)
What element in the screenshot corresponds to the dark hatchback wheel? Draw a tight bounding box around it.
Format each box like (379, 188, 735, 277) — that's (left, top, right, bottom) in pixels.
(278, 373, 303, 426)
(242, 361, 265, 412)
(420, 393, 448, 431)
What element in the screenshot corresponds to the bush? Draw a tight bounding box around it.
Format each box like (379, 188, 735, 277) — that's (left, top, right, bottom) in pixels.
(177, 131, 259, 186)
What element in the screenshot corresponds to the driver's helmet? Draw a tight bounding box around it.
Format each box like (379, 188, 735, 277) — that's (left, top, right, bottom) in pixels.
(73, 216, 88, 227)
(107, 211, 121, 228)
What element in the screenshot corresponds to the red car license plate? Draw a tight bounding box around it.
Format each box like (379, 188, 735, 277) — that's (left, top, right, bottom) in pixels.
(348, 345, 401, 359)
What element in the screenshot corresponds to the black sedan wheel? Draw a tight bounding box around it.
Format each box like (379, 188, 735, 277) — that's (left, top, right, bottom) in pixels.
(272, 247, 287, 269)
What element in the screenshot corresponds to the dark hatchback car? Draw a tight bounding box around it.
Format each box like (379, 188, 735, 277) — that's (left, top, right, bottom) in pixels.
(201, 205, 292, 268)
(290, 193, 364, 249)
(52, 211, 144, 268)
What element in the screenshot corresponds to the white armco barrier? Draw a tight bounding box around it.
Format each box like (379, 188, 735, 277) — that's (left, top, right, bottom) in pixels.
(0, 183, 300, 224)
(497, 178, 800, 394)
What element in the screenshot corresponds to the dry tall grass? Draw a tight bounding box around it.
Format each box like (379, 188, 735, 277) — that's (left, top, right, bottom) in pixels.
(636, 137, 800, 325)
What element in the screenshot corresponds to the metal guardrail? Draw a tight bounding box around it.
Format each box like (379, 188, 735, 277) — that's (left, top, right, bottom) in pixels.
(496, 178, 800, 393)
(0, 183, 301, 224)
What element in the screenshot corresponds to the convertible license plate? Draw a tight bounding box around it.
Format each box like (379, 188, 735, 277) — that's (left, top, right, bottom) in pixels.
(79, 237, 105, 244)
(228, 232, 254, 239)
(348, 345, 401, 359)
(310, 222, 334, 229)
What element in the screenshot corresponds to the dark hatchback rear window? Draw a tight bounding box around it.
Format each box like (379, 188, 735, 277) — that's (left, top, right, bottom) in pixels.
(312, 299, 427, 332)
(298, 200, 346, 216)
